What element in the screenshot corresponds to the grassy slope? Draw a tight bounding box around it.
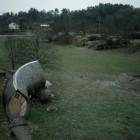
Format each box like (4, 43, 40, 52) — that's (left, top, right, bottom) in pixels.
(0, 45, 140, 140)
(31, 46, 140, 140)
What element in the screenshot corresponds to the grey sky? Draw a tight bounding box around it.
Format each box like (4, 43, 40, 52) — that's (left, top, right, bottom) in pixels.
(0, 0, 140, 15)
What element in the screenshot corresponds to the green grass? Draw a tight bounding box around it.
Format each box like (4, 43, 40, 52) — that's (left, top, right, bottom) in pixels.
(0, 37, 11, 70)
(0, 43, 140, 140)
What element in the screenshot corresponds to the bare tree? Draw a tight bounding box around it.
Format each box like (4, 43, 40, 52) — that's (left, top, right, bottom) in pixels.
(4, 32, 59, 70)
(4, 37, 19, 70)
(25, 31, 59, 68)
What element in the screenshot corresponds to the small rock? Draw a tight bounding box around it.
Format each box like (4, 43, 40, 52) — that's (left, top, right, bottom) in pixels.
(47, 106, 57, 112)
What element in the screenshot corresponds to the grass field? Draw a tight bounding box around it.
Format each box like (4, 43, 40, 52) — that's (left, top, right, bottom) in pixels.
(0, 43, 140, 140)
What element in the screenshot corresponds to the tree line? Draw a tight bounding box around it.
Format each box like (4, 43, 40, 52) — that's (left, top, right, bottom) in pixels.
(0, 3, 140, 35)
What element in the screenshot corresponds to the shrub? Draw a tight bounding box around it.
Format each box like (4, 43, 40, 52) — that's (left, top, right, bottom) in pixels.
(129, 32, 140, 39)
(54, 33, 73, 44)
(87, 35, 101, 41)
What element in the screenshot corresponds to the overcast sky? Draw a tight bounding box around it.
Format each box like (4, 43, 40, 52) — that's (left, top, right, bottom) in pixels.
(0, 0, 140, 15)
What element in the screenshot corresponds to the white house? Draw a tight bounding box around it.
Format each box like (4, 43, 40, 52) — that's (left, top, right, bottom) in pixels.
(8, 22, 20, 30)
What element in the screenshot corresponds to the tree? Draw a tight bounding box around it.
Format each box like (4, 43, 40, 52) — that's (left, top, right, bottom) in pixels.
(4, 37, 20, 70)
(54, 8, 59, 17)
(27, 8, 39, 21)
(25, 31, 59, 68)
(4, 33, 59, 70)
(61, 8, 71, 35)
(104, 15, 115, 33)
(39, 9, 47, 22)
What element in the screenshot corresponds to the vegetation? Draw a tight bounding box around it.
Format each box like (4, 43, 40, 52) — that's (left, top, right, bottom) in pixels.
(0, 3, 140, 37)
(23, 31, 59, 68)
(0, 3, 140, 49)
(0, 42, 140, 139)
(2, 32, 59, 70)
(0, 2, 140, 140)
(4, 37, 22, 70)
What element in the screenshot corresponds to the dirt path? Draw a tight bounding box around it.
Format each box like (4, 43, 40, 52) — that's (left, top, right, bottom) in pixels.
(12, 125, 32, 140)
